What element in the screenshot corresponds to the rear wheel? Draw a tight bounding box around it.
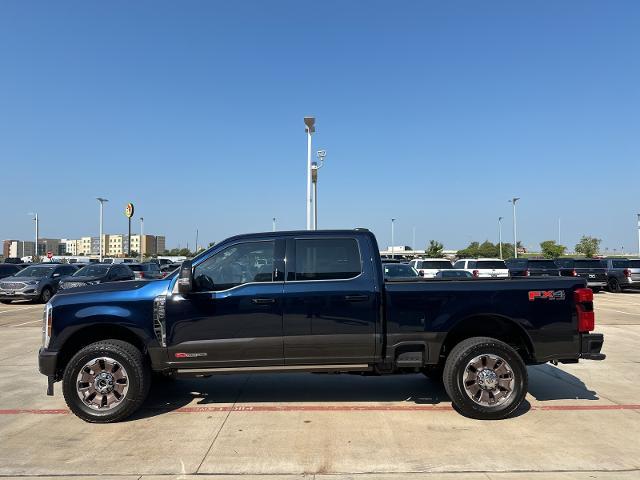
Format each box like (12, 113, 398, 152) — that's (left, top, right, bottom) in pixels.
(608, 278, 621, 293)
(592, 287, 602, 293)
(443, 337, 527, 420)
(62, 339, 150, 423)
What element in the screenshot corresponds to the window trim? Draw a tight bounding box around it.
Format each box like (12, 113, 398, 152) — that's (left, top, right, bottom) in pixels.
(286, 236, 364, 283)
(190, 239, 281, 293)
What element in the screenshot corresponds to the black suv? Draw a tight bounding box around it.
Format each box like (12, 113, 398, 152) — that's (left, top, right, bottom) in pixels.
(59, 264, 135, 291)
(555, 258, 608, 292)
(505, 258, 560, 277)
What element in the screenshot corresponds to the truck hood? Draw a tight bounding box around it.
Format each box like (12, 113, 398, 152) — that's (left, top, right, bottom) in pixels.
(54, 280, 151, 296)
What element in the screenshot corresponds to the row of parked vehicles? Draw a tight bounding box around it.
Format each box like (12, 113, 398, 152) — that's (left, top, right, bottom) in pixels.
(382, 256, 640, 293)
(0, 260, 182, 304)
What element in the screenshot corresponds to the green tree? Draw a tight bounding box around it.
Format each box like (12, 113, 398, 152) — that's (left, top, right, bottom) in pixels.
(456, 241, 480, 258)
(478, 241, 499, 258)
(425, 240, 444, 258)
(540, 240, 566, 259)
(575, 236, 601, 258)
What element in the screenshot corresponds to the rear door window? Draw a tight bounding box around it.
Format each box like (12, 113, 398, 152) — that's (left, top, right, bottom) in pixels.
(294, 238, 361, 281)
(419, 261, 452, 269)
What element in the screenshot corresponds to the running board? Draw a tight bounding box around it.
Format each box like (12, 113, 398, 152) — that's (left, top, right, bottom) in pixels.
(175, 364, 371, 376)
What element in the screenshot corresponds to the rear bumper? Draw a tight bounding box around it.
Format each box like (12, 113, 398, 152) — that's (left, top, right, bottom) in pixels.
(587, 281, 607, 288)
(580, 333, 605, 360)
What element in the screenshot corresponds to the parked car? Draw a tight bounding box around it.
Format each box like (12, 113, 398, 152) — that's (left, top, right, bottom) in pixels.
(0, 264, 77, 303)
(160, 263, 182, 277)
(555, 258, 608, 292)
(452, 258, 510, 278)
(603, 258, 640, 293)
(0, 264, 22, 280)
(435, 270, 474, 279)
(127, 262, 163, 280)
(505, 258, 561, 277)
(4, 257, 24, 264)
(382, 263, 420, 280)
(59, 264, 135, 291)
(39, 229, 604, 423)
(409, 258, 453, 278)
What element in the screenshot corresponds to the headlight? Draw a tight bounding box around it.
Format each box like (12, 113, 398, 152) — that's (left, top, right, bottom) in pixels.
(42, 303, 52, 348)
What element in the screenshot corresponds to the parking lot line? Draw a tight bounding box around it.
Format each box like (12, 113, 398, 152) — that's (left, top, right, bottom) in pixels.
(0, 305, 42, 315)
(1, 403, 639, 415)
(597, 307, 640, 316)
(8, 319, 42, 327)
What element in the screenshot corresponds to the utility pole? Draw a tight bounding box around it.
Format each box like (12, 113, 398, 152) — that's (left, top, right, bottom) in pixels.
(637, 214, 640, 256)
(195, 229, 199, 254)
(558, 217, 561, 245)
(272, 217, 276, 232)
(304, 117, 315, 230)
(498, 217, 503, 259)
(391, 218, 396, 259)
(509, 197, 520, 258)
(140, 217, 144, 262)
(96, 198, 108, 262)
(311, 150, 326, 230)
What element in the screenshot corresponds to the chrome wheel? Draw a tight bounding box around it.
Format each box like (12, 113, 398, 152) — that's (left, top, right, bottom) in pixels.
(76, 357, 129, 410)
(462, 354, 514, 407)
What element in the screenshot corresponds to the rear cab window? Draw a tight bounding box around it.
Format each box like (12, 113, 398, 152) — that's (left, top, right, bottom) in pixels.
(418, 261, 452, 270)
(475, 261, 506, 269)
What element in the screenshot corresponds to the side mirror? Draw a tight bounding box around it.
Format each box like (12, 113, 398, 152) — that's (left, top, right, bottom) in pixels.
(418, 271, 424, 277)
(52, 272, 61, 278)
(178, 260, 193, 294)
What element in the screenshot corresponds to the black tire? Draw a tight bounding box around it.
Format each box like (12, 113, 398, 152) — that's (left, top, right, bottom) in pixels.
(608, 278, 621, 293)
(443, 336, 527, 420)
(39, 287, 52, 303)
(0, 300, 12, 304)
(422, 366, 444, 384)
(62, 339, 151, 423)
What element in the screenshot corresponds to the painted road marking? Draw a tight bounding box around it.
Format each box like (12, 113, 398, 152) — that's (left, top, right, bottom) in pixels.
(0, 305, 42, 315)
(8, 319, 41, 327)
(597, 307, 640, 316)
(1, 404, 639, 415)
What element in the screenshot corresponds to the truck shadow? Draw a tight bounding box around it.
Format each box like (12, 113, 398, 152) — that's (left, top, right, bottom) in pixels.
(130, 364, 596, 421)
(526, 364, 599, 401)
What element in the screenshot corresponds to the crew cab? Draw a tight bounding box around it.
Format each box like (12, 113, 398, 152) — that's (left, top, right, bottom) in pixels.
(409, 258, 453, 278)
(452, 258, 510, 278)
(555, 258, 608, 292)
(505, 258, 561, 277)
(38, 229, 605, 423)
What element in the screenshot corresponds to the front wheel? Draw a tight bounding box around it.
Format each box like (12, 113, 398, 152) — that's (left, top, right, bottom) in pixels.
(62, 340, 151, 423)
(39, 287, 52, 303)
(443, 337, 527, 420)
(608, 278, 621, 293)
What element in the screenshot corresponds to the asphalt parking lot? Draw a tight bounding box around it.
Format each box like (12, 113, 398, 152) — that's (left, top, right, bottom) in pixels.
(0, 292, 639, 480)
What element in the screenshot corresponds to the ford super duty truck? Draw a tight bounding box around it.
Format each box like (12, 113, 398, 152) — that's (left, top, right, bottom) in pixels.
(38, 229, 605, 423)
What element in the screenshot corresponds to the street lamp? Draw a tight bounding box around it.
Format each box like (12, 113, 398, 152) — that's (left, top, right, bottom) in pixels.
(637, 214, 640, 257)
(509, 197, 520, 258)
(272, 217, 276, 232)
(140, 217, 144, 261)
(27, 212, 38, 261)
(96, 198, 108, 262)
(304, 116, 316, 230)
(391, 218, 396, 259)
(498, 217, 503, 259)
(312, 149, 326, 230)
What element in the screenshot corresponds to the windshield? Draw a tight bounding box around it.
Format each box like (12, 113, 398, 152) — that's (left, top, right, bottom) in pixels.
(16, 266, 54, 278)
(74, 265, 110, 277)
(384, 264, 418, 277)
(476, 261, 506, 269)
(418, 261, 452, 269)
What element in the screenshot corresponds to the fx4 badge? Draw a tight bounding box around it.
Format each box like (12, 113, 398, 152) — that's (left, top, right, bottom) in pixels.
(528, 290, 566, 301)
(174, 352, 208, 358)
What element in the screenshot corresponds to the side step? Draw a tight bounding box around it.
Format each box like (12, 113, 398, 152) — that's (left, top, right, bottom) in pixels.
(175, 364, 371, 376)
(395, 351, 424, 368)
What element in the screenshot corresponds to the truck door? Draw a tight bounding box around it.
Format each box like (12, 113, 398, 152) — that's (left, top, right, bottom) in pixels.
(164, 239, 285, 367)
(282, 236, 378, 365)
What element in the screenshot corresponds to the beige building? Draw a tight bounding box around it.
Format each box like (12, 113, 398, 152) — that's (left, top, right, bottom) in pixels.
(156, 236, 166, 254)
(61, 239, 78, 256)
(78, 237, 92, 256)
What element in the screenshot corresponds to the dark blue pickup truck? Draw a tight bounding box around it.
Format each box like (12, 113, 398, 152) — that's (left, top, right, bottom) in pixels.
(38, 229, 605, 423)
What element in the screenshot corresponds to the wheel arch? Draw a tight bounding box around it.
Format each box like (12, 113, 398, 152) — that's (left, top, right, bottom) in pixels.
(440, 314, 535, 365)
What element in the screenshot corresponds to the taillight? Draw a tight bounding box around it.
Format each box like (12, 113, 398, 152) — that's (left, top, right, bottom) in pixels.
(524, 269, 530, 277)
(624, 269, 631, 278)
(571, 269, 577, 277)
(574, 287, 594, 332)
(472, 270, 479, 278)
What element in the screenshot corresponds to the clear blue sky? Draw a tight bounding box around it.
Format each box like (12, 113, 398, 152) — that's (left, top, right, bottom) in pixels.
(1, 1, 639, 253)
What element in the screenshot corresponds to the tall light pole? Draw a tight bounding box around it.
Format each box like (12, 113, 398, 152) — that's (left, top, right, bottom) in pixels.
(391, 218, 396, 259)
(498, 217, 503, 259)
(558, 217, 561, 245)
(195, 229, 199, 253)
(304, 117, 315, 230)
(140, 217, 144, 261)
(637, 213, 640, 256)
(96, 198, 108, 262)
(272, 217, 276, 232)
(509, 197, 520, 258)
(312, 149, 326, 230)
(27, 212, 38, 261)
(412, 226, 416, 252)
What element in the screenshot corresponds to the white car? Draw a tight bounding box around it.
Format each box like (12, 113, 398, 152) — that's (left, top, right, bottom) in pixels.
(409, 258, 453, 278)
(452, 258, 510, 278)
